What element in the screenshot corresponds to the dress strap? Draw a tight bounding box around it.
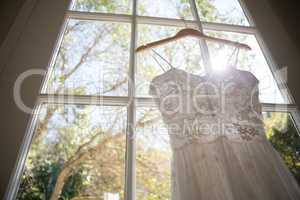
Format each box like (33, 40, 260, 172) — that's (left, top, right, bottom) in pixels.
(225, 47, 240, 69)
(151, 48, 175, 71)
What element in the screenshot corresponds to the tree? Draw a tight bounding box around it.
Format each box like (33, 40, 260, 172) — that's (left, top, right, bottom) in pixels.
(267, 113, 300, 185)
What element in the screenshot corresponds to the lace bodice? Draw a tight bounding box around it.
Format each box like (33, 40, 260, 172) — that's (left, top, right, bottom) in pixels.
(149, 68, 266, 149)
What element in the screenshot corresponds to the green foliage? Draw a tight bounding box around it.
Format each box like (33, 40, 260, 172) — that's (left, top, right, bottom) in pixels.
(17, 161, 84, 200)
(196, 0, 218, 21)
(268, 116, 300, 185)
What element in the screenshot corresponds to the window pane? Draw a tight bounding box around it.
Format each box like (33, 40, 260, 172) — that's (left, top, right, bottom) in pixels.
(135, 109, 300, 200)
(263, 112, 300, 185)
(204, 30, 286, 103)
(136, 25, 286, 103)
(136, 107, 171, 200)
(195, 0, 250, 26)
(16, 104, 127, 200)
(44, 19, 130, 96)
(137, 0, 193, 19)
(71, 0, 132, 14)
(136, 24, 205, 97)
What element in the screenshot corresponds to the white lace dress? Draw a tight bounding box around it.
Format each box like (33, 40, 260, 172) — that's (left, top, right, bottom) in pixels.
(149, 68, 300, 200)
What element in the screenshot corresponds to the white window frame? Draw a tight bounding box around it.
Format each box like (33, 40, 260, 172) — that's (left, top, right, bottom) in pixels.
(6, 0, 300, 200)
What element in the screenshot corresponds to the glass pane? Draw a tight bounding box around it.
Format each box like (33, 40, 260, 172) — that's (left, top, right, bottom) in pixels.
(136, 107, 171, 200)
(204, 30, 286, 103)
(137, 0, 193, 19)
(135, 109, 300, 199)
(16, 104, 127, 200)
(71, 0, 132, 14)
(136, 24, 205, 97)
(44, 19, 130, 96)
(195, 0, 250, 26)
(263, 112, 300, 185)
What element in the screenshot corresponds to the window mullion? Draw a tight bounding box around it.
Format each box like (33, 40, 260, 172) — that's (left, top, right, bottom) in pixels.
(66, 10, 257, 34)
(254, 31, 294, 104)
(38, 94, 130, 106)
(291, 110, 300, 135)
(125, 0, 137, 200)
(66, 10, 132, 23)
(37, 94, 298, 114)
(188, 0, 212, 74)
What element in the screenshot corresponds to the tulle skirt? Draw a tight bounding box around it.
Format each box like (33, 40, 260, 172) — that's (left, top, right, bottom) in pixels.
(171, 136, 300, 200)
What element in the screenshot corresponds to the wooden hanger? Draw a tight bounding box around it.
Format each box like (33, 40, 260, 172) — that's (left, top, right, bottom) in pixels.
(136, 28, 251, 52)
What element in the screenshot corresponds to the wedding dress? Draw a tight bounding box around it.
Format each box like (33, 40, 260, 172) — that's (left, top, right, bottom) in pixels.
(149, 67, 300, 200)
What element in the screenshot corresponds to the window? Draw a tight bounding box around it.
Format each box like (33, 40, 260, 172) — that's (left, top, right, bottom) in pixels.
(10, 0, 300, 200)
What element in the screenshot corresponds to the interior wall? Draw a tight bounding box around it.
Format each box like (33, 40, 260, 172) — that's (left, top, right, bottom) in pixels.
(0, 0, 70, 199)
(0, 0, 26, 46)
(266, 0, 300, 54)
(242, 0, 300, 106)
